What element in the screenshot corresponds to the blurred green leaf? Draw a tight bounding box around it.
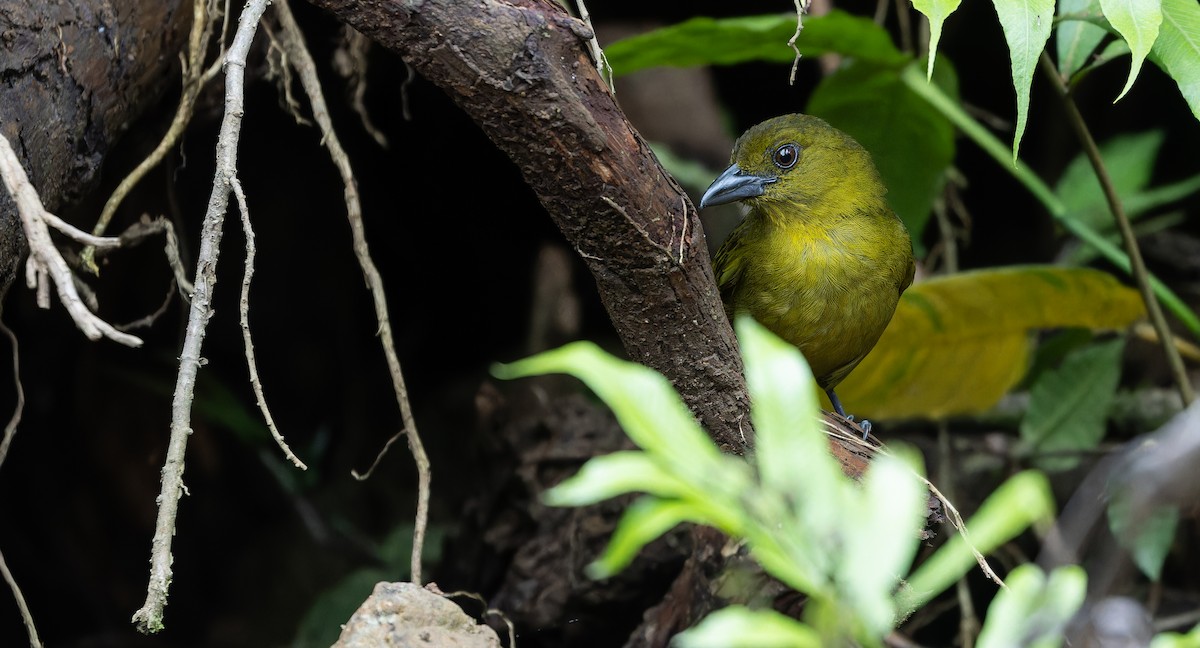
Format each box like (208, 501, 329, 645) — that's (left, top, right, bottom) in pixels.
(1055, 130, 1165, 228)
(603, 10, 907, 77)
(492, 342, 723, 480)
(1057, 0, 1108, 77)
(992, 0, 1055, 159)
(807, 59, 957, 251)
(675, 607, 822, 648)
(590, 497, 702, 578)
(542, 451, 697, 507)
(901, 471, 1056, 615)
(1151, 621, 1200, 647)
(650, 142, 720, 195)
(1019, 338, 1125, 471)
(1152, 0, 1200, 120)
(1109, 488, 1180, 581)
(738, 314, 832, 503)
(1101, 0, 1163, 101)
(842, 449, 926, 635)
(976, 564, 1088, 648)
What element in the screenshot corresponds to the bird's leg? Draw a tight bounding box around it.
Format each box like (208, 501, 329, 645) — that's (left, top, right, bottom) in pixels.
(826, 389, 847, 418)
(826, 389, 871, 440)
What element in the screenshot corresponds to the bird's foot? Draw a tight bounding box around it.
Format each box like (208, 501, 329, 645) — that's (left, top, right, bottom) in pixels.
(845, 415, 872, 440)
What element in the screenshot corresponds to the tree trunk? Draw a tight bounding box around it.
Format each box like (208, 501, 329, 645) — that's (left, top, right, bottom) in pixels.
(0, 0, 191, 299)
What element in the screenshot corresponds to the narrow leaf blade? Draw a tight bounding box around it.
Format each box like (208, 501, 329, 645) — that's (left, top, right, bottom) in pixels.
(1101, 0, 1163, 100)
(991, 0, 1055, 158)
(1153, 0, 1200, 119)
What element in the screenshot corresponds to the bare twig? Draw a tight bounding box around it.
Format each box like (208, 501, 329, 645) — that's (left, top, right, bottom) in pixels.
(333, 26, 389, 147)
(0, 133, 142, 347)
(82, 0, 231, 271)
(0, 313, 33, 647)
(787, 0, 810, 84)
(274, 0, 432, 585)
(132, 0, 273, 633)
(0, 548, 40, 648)
(938, 423, 978, 648)
(116, 279, 177, 332)
(351, 429, 403, 481)
(1040, 52, 1195, 406)
(575, 0, 612, 92)
(231, 176, 307, 469)
(0, 316, 24, 470)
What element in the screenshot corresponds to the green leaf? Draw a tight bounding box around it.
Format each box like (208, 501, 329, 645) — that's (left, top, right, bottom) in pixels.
(737, 316, 831, 498)
(841, 450, 927, 635)
(603, 10, 907, 77)
(1055, 130, 1165, 230)
(912, 0, 964, 79)
(836, 266, 1146, 421)
(1153, 0, 1200, 120)
(901, 470, 1056, 615)
(992, 0, 1055, 159)
(674, 607, 822, 648)
(1151, 621, 1200, 647)
(1019, 338, 1125, 471)
(807, 59, 958, 250)
(976, 565, 1088, 648)
(1101, 0, 1163, 100)
(1108, 488, 1179, 581)
(492, 342, 722, 480)
(589, 496, 704, 578)
(542, 451, 696, 506)
(1057, 0, 1108, 77)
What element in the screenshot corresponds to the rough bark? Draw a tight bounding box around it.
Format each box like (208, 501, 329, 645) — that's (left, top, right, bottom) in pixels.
(0, 0, 190, 299)
(303, 0, 752, 454)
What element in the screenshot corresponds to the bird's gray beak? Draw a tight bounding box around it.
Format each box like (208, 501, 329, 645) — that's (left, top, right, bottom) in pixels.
(699, 163, 776, 208)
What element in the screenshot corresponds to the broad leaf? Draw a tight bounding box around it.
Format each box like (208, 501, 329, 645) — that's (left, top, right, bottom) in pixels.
(1102, 0, 1163, 101)
(675, 607, 822, 648)
(1108, 488, 1180, 581)
(912, 0, 964, 79)
(738, 316, 832, 500)
(807, 59, 957, 251)
(1057, 0, 1108, 77)
(1153, 0, 1200, 119)
(1019, 338, 1125, 471)
(492, 342, 723, 481)
(842, 449, 926, 635)
(1055, 130, 1166, 230)
(835, 266, 1146, 421)
(976, 565, 1088, 648)
(603, 11, 907, 77)
(991, 0, 1055, 159)
(590, 496, 705, 577)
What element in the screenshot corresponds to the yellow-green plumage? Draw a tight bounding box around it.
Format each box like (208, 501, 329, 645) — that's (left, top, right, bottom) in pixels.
(703, 114, 914, 410)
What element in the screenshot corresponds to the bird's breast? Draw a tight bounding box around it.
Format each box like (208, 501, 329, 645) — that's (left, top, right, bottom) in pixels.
(727, 218, 909, 386)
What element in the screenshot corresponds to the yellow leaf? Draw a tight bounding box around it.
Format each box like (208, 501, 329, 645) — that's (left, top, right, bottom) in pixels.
(832, 266, 1146, 421)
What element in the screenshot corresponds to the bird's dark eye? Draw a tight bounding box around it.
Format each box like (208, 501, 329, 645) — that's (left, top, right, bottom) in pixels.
(773, 143, 800, 170)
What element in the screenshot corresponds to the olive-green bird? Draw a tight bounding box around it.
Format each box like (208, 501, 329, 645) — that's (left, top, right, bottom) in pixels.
(700, 114, 915, 433)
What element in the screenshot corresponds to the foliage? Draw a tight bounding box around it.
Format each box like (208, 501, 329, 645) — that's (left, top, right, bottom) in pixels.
(605, 8, 1200, 340)
(834, 266, 1144, 420)
(494, 317, 1063, 645)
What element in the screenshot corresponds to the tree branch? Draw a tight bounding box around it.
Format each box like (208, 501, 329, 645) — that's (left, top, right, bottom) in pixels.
(303, 0, 751, 453)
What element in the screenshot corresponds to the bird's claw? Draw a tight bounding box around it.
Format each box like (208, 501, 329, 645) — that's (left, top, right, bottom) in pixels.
(845, 415, 872, 440)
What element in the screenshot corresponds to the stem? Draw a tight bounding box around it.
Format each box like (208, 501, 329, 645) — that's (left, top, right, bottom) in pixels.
(899, 64, 1200, 340)
(1038, 52, 1194, 405)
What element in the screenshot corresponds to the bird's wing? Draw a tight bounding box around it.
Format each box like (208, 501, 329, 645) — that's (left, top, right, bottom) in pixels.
(712, 228, 747, 320)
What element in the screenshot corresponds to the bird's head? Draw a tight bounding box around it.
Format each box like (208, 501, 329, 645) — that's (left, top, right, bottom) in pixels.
(699, 114, 884, 215)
